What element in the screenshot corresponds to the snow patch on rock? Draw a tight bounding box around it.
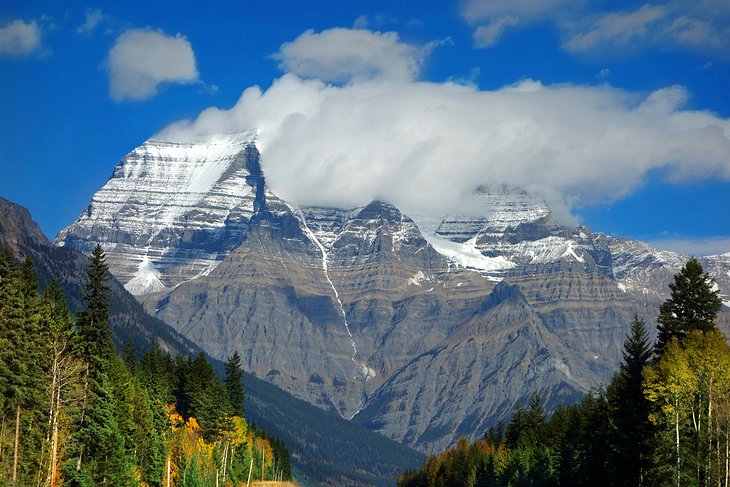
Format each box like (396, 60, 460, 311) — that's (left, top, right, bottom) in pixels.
(124, 256, 166, 295)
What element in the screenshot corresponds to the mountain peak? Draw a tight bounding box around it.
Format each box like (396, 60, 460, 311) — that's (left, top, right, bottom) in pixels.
(55, 133, 265, 294)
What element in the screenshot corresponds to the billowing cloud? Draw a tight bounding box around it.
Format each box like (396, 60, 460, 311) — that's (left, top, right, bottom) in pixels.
(273, 28, 429, 83)
(0, 19, 40, 56)
(462, 0, 730, 56)
(158, 28, 730, 224)
(107, 29, 199, 101)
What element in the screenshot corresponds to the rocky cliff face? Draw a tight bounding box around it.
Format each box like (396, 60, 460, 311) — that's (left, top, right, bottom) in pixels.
(142, 199, 493, 419)
(355, 282, 599, 453)
(56, 136, 730, 454)
(55, 132, 263, 295)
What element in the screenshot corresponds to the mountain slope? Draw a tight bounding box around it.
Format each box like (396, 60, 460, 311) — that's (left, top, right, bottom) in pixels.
(1, 196, 200, 355)
(354, 282, 598, 452)
(1, 196, 426, 487)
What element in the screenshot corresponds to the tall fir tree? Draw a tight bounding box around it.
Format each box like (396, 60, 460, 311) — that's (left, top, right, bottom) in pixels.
(607, 315, 654, 486)
(76, 244, 114, 374)
(656, 257, 722, 355)
(224, 351, 244, 417)
(65, 245, 135, 487)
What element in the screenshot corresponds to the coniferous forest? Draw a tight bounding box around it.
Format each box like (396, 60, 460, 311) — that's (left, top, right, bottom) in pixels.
(398, 258, 730, 487)
(0, 243, 291, 486)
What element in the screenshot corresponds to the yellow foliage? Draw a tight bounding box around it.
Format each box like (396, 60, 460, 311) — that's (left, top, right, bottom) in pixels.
(229, 415, 248, 445)
(185, 416, 201, 434)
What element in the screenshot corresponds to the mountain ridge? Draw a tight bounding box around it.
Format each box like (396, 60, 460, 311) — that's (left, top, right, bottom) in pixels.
(53, 134, 730, 453)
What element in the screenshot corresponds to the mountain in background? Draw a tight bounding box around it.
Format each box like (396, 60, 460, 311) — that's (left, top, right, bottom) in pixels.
(0, 196, 425, 486)
(55, 133, 730, 453)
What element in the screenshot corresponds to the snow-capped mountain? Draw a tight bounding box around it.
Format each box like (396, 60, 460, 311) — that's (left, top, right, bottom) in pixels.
(55, 133, 730, 453)
(55, 131, 264, 295)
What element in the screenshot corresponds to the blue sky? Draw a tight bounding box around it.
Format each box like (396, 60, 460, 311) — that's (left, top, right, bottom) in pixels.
(1, 0, 729, 254)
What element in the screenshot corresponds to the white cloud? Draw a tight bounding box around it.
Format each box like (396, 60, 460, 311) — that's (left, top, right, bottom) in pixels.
(0, 19, 40, 56)
(272, 28, 429, 83)
(564, 5, 667, 52)
(107, 29, 199, 101)
(473, 16, 520, 47)
(158, 28, 730, 224)
(462, 0, 730, 56)
(77, 8, 106, 35)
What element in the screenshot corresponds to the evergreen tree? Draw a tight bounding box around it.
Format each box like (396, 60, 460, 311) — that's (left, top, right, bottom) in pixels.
(607, 316, 653, 486)
(65, 246, 135, 486)
(177, 353, 230, 441)
(139, 344, 176, 404)
(76, 244, 114, 374)
(0, 255, 48, 484)
(656, 257, 722, 355)
(224, 351, 244, 417)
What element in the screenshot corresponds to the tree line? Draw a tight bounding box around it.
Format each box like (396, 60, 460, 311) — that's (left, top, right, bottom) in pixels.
(398, 257, 728, 487)
(0, 243, 291, 486)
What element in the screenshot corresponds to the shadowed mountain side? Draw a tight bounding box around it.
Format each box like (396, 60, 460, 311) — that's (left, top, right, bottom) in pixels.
(242, 371, 425, 487)
(0, 196, 199, 355)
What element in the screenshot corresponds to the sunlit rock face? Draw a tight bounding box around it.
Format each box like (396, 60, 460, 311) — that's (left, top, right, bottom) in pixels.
(55, 132, 264, 295)
(56, 134, 730, 454)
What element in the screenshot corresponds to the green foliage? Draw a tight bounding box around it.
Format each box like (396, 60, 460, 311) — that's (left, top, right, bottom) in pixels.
(76, 244, 114, 374)
(644, 330, 730, 486)
(606, 315, 653, 486)
(398, 392, 615, 487)
(656, 257, 722, 355)
(224, 351, 244, 417)
(176, 353, 232, 442)
(0, 245, 293, 486)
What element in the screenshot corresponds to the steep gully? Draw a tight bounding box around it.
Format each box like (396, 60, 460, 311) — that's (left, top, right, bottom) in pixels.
(296, 209, 374, 418)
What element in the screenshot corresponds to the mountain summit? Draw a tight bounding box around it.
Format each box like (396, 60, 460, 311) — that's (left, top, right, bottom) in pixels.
(56, 131, 264, 295)
(55, 134, 730, 453)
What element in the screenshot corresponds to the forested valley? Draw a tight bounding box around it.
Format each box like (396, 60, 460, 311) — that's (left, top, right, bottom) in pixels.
(398, 258, 730, 487)
(0, 243, 291, 487)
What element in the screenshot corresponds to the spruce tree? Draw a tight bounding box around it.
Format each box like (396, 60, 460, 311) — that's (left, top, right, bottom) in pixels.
(0, 255, 48, 484)
(607, 316, 653, 486)
(66, 245, 135, 487)
(656, 257, 722, 355)
(76, 244, 114, 374)
(224, 351, 244, 417)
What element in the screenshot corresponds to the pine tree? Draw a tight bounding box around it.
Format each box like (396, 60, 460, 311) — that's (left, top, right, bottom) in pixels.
(607, 316, 653, 486)
(177, 353, 230, 441)
(1, 255, 48, 484)
(224, 351, 244, 417)
(65, 245, 135, 486)
(76, 244, 114, 374)
(656, 257, 722, 355)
